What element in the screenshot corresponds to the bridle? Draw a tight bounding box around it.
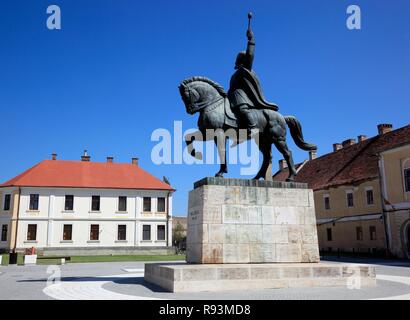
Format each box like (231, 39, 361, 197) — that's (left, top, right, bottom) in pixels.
(185, 83, 224, 114)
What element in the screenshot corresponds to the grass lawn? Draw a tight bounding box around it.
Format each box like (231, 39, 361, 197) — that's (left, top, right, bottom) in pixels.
(68, 254, 186, 263)
(1, 253, 24, 266)
(1, 253, 9, 265)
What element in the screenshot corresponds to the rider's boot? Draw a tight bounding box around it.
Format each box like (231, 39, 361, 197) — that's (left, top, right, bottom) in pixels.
(244, 109, 259, 139)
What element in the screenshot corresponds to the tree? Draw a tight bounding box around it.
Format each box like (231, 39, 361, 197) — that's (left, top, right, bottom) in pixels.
(172, 222, 186, 251)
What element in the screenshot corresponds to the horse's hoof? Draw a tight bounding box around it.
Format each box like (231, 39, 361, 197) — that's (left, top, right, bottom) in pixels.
(215, 173, 224, 178)
(286, 177, 295, 182)
(194, 152, 203, 160)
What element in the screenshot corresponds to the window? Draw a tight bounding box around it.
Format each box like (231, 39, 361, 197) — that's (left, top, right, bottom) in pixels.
(63, 224, 72, 241)
(356, 226, 363, 241)
(347, 192, 354, 207)
(324, 196, 330, 210)
(157, 197, 166, 212)
(405, 168, 410, 192)
(370, 226, 377, 240)
(143, 197, 151, 212)
(3, 194, 11, 211)
(366, 189, 374, 205)
(118, 225, 127, 241)
(142, 225, 151, 240)
(157, 225, 166, 240)
(90, 224, 99, 241)
(27, 224, 37, 241)
(326, 228, 332, 241)
(118, 196, 127, 212)
(65, 195, 74, 211)
(29, 194, 39, 211)
(1, 225, 7, 241)
(91, 196, 100, 211)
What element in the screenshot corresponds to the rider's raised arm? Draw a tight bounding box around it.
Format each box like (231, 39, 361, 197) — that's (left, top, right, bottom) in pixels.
(244, 30, 255, 70)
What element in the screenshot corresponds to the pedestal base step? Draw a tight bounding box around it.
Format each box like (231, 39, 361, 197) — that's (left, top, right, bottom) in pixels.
(144, 262, 376, 293)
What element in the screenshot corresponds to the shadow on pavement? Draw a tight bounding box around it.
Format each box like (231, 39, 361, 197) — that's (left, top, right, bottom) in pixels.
(17, 275, 168, 293)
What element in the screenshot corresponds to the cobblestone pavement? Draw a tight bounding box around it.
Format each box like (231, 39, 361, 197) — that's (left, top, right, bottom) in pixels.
(0, 258, 409, 300)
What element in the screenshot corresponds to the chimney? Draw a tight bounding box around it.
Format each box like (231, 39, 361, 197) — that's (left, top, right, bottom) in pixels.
(132, 157, 139, 165)
(342, 139, 355, 148)
(309, 150, 317, 161)
(81, 150, 91, 162)
(357, 135, 367, 143)
(333, 143, 342, 152)
(106, 156, 114, 163)
(51, 153, 57, 160)
(278, 159, 287, 170)
(377, 123, 393, 135)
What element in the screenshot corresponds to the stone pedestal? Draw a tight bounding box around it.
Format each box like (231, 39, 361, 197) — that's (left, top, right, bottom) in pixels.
(144, 178, 376, 292)
(145, 262, 376, 293)
(187, 177, 319, 264)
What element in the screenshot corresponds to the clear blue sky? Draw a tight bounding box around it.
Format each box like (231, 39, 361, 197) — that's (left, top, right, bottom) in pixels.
(0, 0, 409, 216)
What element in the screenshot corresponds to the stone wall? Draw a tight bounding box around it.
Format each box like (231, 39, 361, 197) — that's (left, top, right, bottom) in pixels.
(187, 179, 319, 264)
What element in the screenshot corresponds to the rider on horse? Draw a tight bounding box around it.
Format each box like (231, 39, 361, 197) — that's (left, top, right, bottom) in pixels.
(228, 13, 279, 136)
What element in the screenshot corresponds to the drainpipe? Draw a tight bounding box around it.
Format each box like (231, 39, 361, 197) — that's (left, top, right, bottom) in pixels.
(9, 187, 21, 264)
(165, 191, 171, 248)
(13, 187, 21, 253)
(377, 155, 392, 257)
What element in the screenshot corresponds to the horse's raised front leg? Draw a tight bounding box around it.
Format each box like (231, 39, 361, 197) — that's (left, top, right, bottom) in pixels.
(274, 139, 297, 182)
(214, 130, 227, 177)
(185, 131, 203, 160)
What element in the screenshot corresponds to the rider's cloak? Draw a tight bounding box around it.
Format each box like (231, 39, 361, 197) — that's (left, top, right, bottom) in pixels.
(228, 67, 279, 111)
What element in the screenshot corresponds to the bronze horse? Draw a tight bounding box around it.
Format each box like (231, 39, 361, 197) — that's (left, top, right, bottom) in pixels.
(179, 76, 317, 181)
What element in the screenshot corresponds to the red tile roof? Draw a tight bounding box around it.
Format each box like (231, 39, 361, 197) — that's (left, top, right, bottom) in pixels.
(273, 124, 410, 190)
(0, 160, 174, 191)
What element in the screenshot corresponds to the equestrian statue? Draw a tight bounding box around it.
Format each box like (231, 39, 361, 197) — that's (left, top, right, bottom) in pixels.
(179, 13, 317, 181)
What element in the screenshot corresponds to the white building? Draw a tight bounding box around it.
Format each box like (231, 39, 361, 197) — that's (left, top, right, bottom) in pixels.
(0, 153, 174, 256)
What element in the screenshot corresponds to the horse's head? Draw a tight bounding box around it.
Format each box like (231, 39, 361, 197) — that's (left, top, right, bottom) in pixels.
(179, 76, 227, 115)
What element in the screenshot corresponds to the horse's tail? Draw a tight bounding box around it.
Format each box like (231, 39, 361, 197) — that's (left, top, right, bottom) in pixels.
(284, 116, 317, 151)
